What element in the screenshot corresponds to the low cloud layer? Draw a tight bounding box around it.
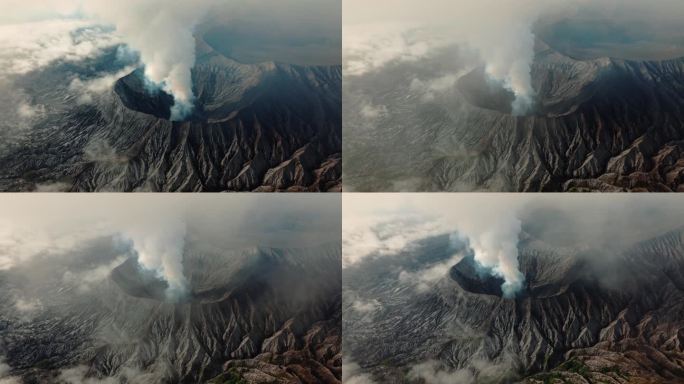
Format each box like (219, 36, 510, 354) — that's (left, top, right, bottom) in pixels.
(0, 356, 20, 384)
(0, 20, 118, 78)
(82, 0, 216, 120)
(0, 1, 212, 120)
(398, 244, 468, 293)
(344, 0, 684, 114)
(122, 218, 188, 299)
(0, 194, 340, 382)
(408, 354, 517, 384)
(3, 0, 341, 121)
(342, 359, 376, 384)
(343, 194, 527, 297)
(0, 194, 340, 300)
(344, 194, 684, 297)
(408, 360, 475, 384)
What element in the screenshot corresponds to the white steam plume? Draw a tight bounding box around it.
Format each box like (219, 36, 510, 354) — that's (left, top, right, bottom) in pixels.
(82, 0, 216, 120)
(343, 194, 529, 297)
(344, 0, 574, 114)
(462, 1, 544, 115)
(123, 218, 188, 299)
(452, 210, 525, 297)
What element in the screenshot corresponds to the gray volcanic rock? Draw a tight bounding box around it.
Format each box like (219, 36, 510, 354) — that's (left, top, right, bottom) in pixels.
(110, 257, 170, 301)
(0, 40, 341, 192)
(449, 254, 505, 297)
(114, 69, 176, 120)
(343, 231, 684, 383)
(343, 41, 684, 192)
(0, 242, 342, 383)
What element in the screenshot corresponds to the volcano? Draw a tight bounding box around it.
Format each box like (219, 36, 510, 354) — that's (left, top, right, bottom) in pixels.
(110, 257, 171, 301)
(0, 243, 342, 383)
(343, 230, 684, 383)
(0, 36, 341, 192)
(449, 254, 505, 297)
(113, 70, 177, 121)
(343, 39, 684, 192)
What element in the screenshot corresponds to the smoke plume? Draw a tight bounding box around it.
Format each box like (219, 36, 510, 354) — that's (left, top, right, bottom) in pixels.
(123, 217, 188, 299)
(451, 212, 525, 298)
(343, 194, 527, 297)
(445, 0, 548, 115)
(344, 194, 684, 298)
(345, 0, 684, 114)
(82, 0, 217, 120)
(343, 0, 568, 114)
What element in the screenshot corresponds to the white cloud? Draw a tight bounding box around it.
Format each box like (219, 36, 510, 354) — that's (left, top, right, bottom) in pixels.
(409, 71, 469, 102)
(343, 0, 557, 111)
(351, 298, 382, 313)
(0, 195, 339, 302)
(0, 0, 209, 119)
(399, 247, 466, 292)
(344, 0, 684, 114)
(123, 218, 188, 299)
(0, 20, 120, 78)
(344, 194, 684, 298)
(408, 360, 475, 384)
(0, 358, 10, 377)
(359, 103, 388, 120)
(34, 182, 71, 192)
(342, 213, 447, 268)
(0, 1, 80, 25)
(0, 203, 188, 299)
(68, 65, 137, 105)
(0, 357, 21, 384)
(80, 0, 221, 120)
(58, 366, 117, 384)
(0, 217, 108, 271)
(14, 297, 43, 313)
(407, 356, 517, 384)
(0, 83, 48, 152)
(62, 256, 128, 293)
(342, 360, 376, 384)
(343, 24, 443, 76)
(16, 102, 45, 119)
(343, 194, 530, 297)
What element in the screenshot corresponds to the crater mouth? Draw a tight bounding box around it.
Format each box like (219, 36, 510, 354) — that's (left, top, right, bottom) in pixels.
(456, 65, 592, 118)
(449, 254, 576, 299)
(110, 258, 178, 302)
(110, 256, 249, 304)
(456, 68, 520, 115)
(114, 69, 174, 120)
(449, 255, 506, 297)
(113, 69, 204, 122)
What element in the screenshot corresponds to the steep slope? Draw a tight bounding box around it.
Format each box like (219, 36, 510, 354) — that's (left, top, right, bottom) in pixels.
(0, 242, 342, 383)
(0, 41, 341, 192)
(343, 231, 684, 383)
(343, 42, 684, 192)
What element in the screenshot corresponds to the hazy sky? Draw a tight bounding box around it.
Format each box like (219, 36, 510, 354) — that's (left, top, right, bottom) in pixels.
(343, 193, 684, 296)
(0, 194, 341, 293)
(343, 0, 684, 113)
(0, 0, 341, 120)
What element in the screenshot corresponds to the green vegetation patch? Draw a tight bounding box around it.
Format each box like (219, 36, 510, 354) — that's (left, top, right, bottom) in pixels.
(599, 365, 630, 378)
(208, 369, 247, 384)
(530, 371, 566, 384)
(560, 359, 589, 377)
